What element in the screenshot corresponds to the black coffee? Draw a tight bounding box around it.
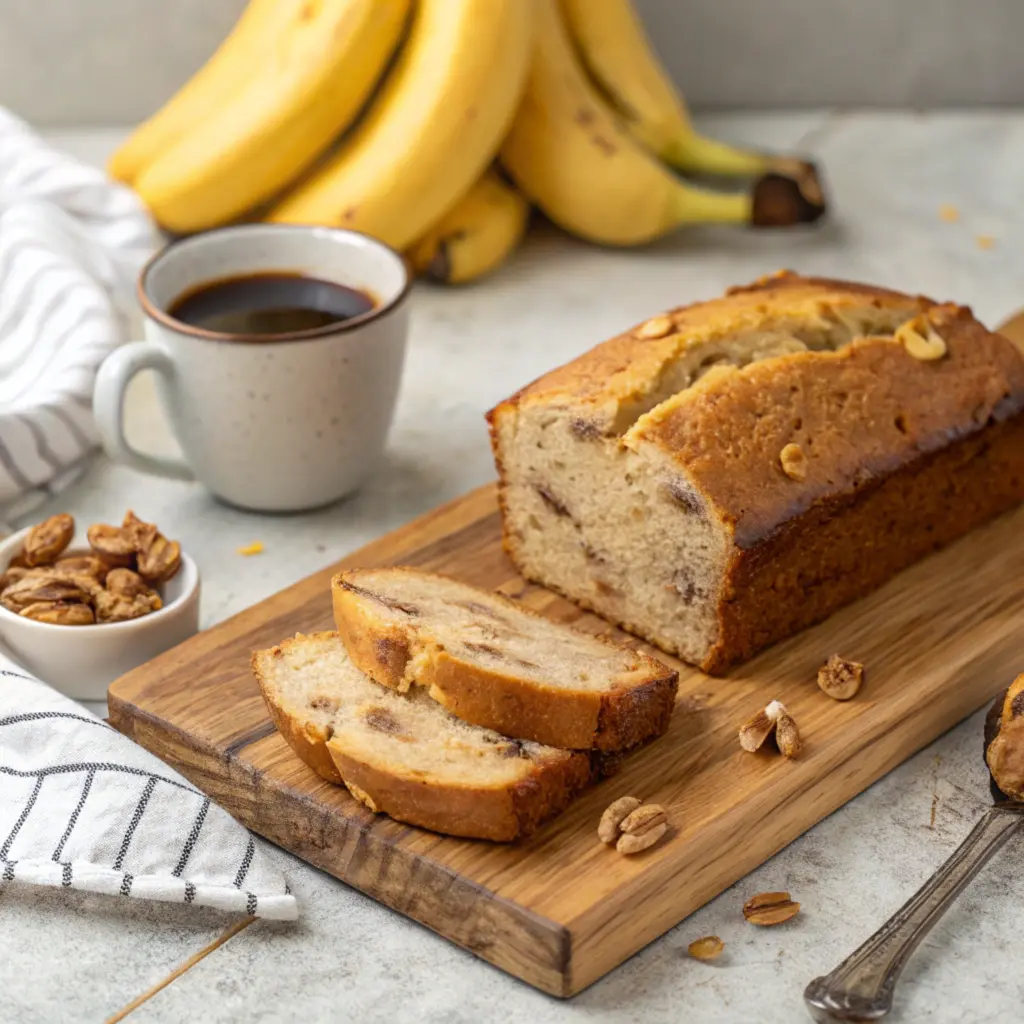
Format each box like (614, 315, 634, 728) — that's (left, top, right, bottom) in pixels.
(167, 272, 376, 336)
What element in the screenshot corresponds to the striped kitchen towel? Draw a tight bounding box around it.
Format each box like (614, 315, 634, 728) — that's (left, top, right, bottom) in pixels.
(0, 108, 158, 523)
(0, 653, 297, 920)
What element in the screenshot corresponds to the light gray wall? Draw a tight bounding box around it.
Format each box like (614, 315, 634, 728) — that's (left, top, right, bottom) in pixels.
(2, 0, 1023, 125)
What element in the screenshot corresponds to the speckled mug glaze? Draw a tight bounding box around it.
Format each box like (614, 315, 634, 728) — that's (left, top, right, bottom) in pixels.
(94, 225, 410, 512)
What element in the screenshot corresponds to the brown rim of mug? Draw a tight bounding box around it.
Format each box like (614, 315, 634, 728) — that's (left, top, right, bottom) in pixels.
(137, 224, 413, 344)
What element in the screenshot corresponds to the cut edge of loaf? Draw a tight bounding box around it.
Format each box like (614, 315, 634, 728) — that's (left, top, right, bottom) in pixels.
(331, 566, 678, 751)
(252, 631, 593, 842)
(252, 631, 344, 784)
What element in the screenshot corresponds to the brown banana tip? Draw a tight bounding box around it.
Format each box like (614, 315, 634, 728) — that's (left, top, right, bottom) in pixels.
(423, 240, 453, 283)
(751, 163, 827, 229)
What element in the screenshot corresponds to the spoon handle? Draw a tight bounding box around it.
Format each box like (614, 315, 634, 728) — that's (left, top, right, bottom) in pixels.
(804, 804, 1024, 1022)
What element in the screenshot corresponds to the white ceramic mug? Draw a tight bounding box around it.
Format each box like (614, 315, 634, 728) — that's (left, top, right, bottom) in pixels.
(94, 224, 410, 512)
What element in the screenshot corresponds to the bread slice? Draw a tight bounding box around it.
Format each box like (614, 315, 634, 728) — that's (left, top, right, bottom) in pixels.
(331, 567, 678, 752)
(252, 631, 592, 841)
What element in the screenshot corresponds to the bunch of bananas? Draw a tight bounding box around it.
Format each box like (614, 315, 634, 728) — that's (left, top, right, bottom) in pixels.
(110, 0, 825, 285)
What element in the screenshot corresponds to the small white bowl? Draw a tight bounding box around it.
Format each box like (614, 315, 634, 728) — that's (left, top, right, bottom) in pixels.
(0, 526, 200, 701)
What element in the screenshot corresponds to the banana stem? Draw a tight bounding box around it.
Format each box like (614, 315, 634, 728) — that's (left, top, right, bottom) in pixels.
(662, 133, 770, 177)
(671, 185, 752, 226)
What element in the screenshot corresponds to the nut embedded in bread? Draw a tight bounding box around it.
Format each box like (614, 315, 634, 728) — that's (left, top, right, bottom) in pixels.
(252, 631, 592, 842)
(487, 272, 1024, 673)
(331, 567, 678, 752)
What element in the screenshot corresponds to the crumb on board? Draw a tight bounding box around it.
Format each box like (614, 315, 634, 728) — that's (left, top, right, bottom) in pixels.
(237, 542, 264, 556)
(938, 204, 960, 223)
(976, 235, 995, 250)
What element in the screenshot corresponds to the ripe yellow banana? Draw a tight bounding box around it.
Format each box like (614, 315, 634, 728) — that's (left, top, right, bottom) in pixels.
(132, 0, 411, 233)
(107, 0, 288, 185)
(502, 0, 822, 246)
(558, 0, 768, 176)
(267, 0, 532, 253)
(408, 170, 530, 285)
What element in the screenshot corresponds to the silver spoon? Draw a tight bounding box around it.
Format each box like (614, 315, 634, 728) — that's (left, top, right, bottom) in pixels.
(804, 684, 1024, 1022)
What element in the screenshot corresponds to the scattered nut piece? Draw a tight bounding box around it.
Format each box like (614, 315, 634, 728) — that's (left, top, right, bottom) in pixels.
(976, 235, 996, 251)
(19, 600, 95, 626)
(740, 701, 802, 758)
(895, 315, 947, 361)
(616, 803, 668, 855)
(23, 514, 74, 566)
(743, 891, 801, 926)
(779, 443, 807, 481)
(598, 795, 642, 844)
(687, 935, 725, 961)
(94, 585, 163, 623)
(938, 204, 960, 223)
(774, 708, 803, 759)
(238, 541, 265, 556)
(739, 708, 776, 752)
(632, 315, 673, 340)
(817, 654, 864, 701)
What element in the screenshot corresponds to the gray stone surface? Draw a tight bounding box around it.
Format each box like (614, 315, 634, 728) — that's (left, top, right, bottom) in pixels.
(4, 112, 1024, 1022)
(129, 714, 1024, 1024)
(0, 884, 231, 1024)
(5, 1, 1024, 126)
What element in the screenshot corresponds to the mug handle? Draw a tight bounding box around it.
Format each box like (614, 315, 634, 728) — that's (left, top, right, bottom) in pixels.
(93, 342, 195, 481)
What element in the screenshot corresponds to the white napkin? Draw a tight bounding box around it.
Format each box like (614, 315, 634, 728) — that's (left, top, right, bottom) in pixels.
(0, 653, 297, 920)
(0, 108, 158, 522)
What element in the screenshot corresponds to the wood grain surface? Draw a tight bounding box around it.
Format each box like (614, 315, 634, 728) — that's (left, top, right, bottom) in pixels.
(108, 482, 1024, 997)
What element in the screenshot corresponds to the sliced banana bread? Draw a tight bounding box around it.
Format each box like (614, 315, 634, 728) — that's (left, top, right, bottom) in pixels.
(488, 271, 1024, 674)
(332, 567, 678, 751)
(252, 631, 592, 841)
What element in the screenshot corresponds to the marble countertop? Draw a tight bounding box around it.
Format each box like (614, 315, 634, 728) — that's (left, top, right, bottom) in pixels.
(4, 111, 1024, 1023)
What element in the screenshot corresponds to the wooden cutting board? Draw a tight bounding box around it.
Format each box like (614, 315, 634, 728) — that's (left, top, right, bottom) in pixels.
(108, 478, 1024, 996)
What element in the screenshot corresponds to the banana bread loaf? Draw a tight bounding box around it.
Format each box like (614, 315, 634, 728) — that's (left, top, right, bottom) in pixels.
(253, 631, 592, 841)
(487, 272, 1024, 674)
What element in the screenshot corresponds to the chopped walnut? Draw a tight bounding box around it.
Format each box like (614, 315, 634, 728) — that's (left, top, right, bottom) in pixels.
(598, 796, 642, 844)
(616, 803, 668, 855)
(739, 701, 802, 758)
(86, 523, 137, 567)
(817, 654, 864, 700)
(23, 514, 74, 566)
(985, 675, 1024, 801)
(19, 600, 95, 626)
(94, 585, 162, 623)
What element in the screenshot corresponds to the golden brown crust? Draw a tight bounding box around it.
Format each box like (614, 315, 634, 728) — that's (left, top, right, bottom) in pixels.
(630, 303, 1024, 547)
(328, 738, 592, 842)
(489, 272, 935, 435)
(332, 569, 678, 751)
(705, 413, 1024, 672)
(251, 641, 344, 785)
